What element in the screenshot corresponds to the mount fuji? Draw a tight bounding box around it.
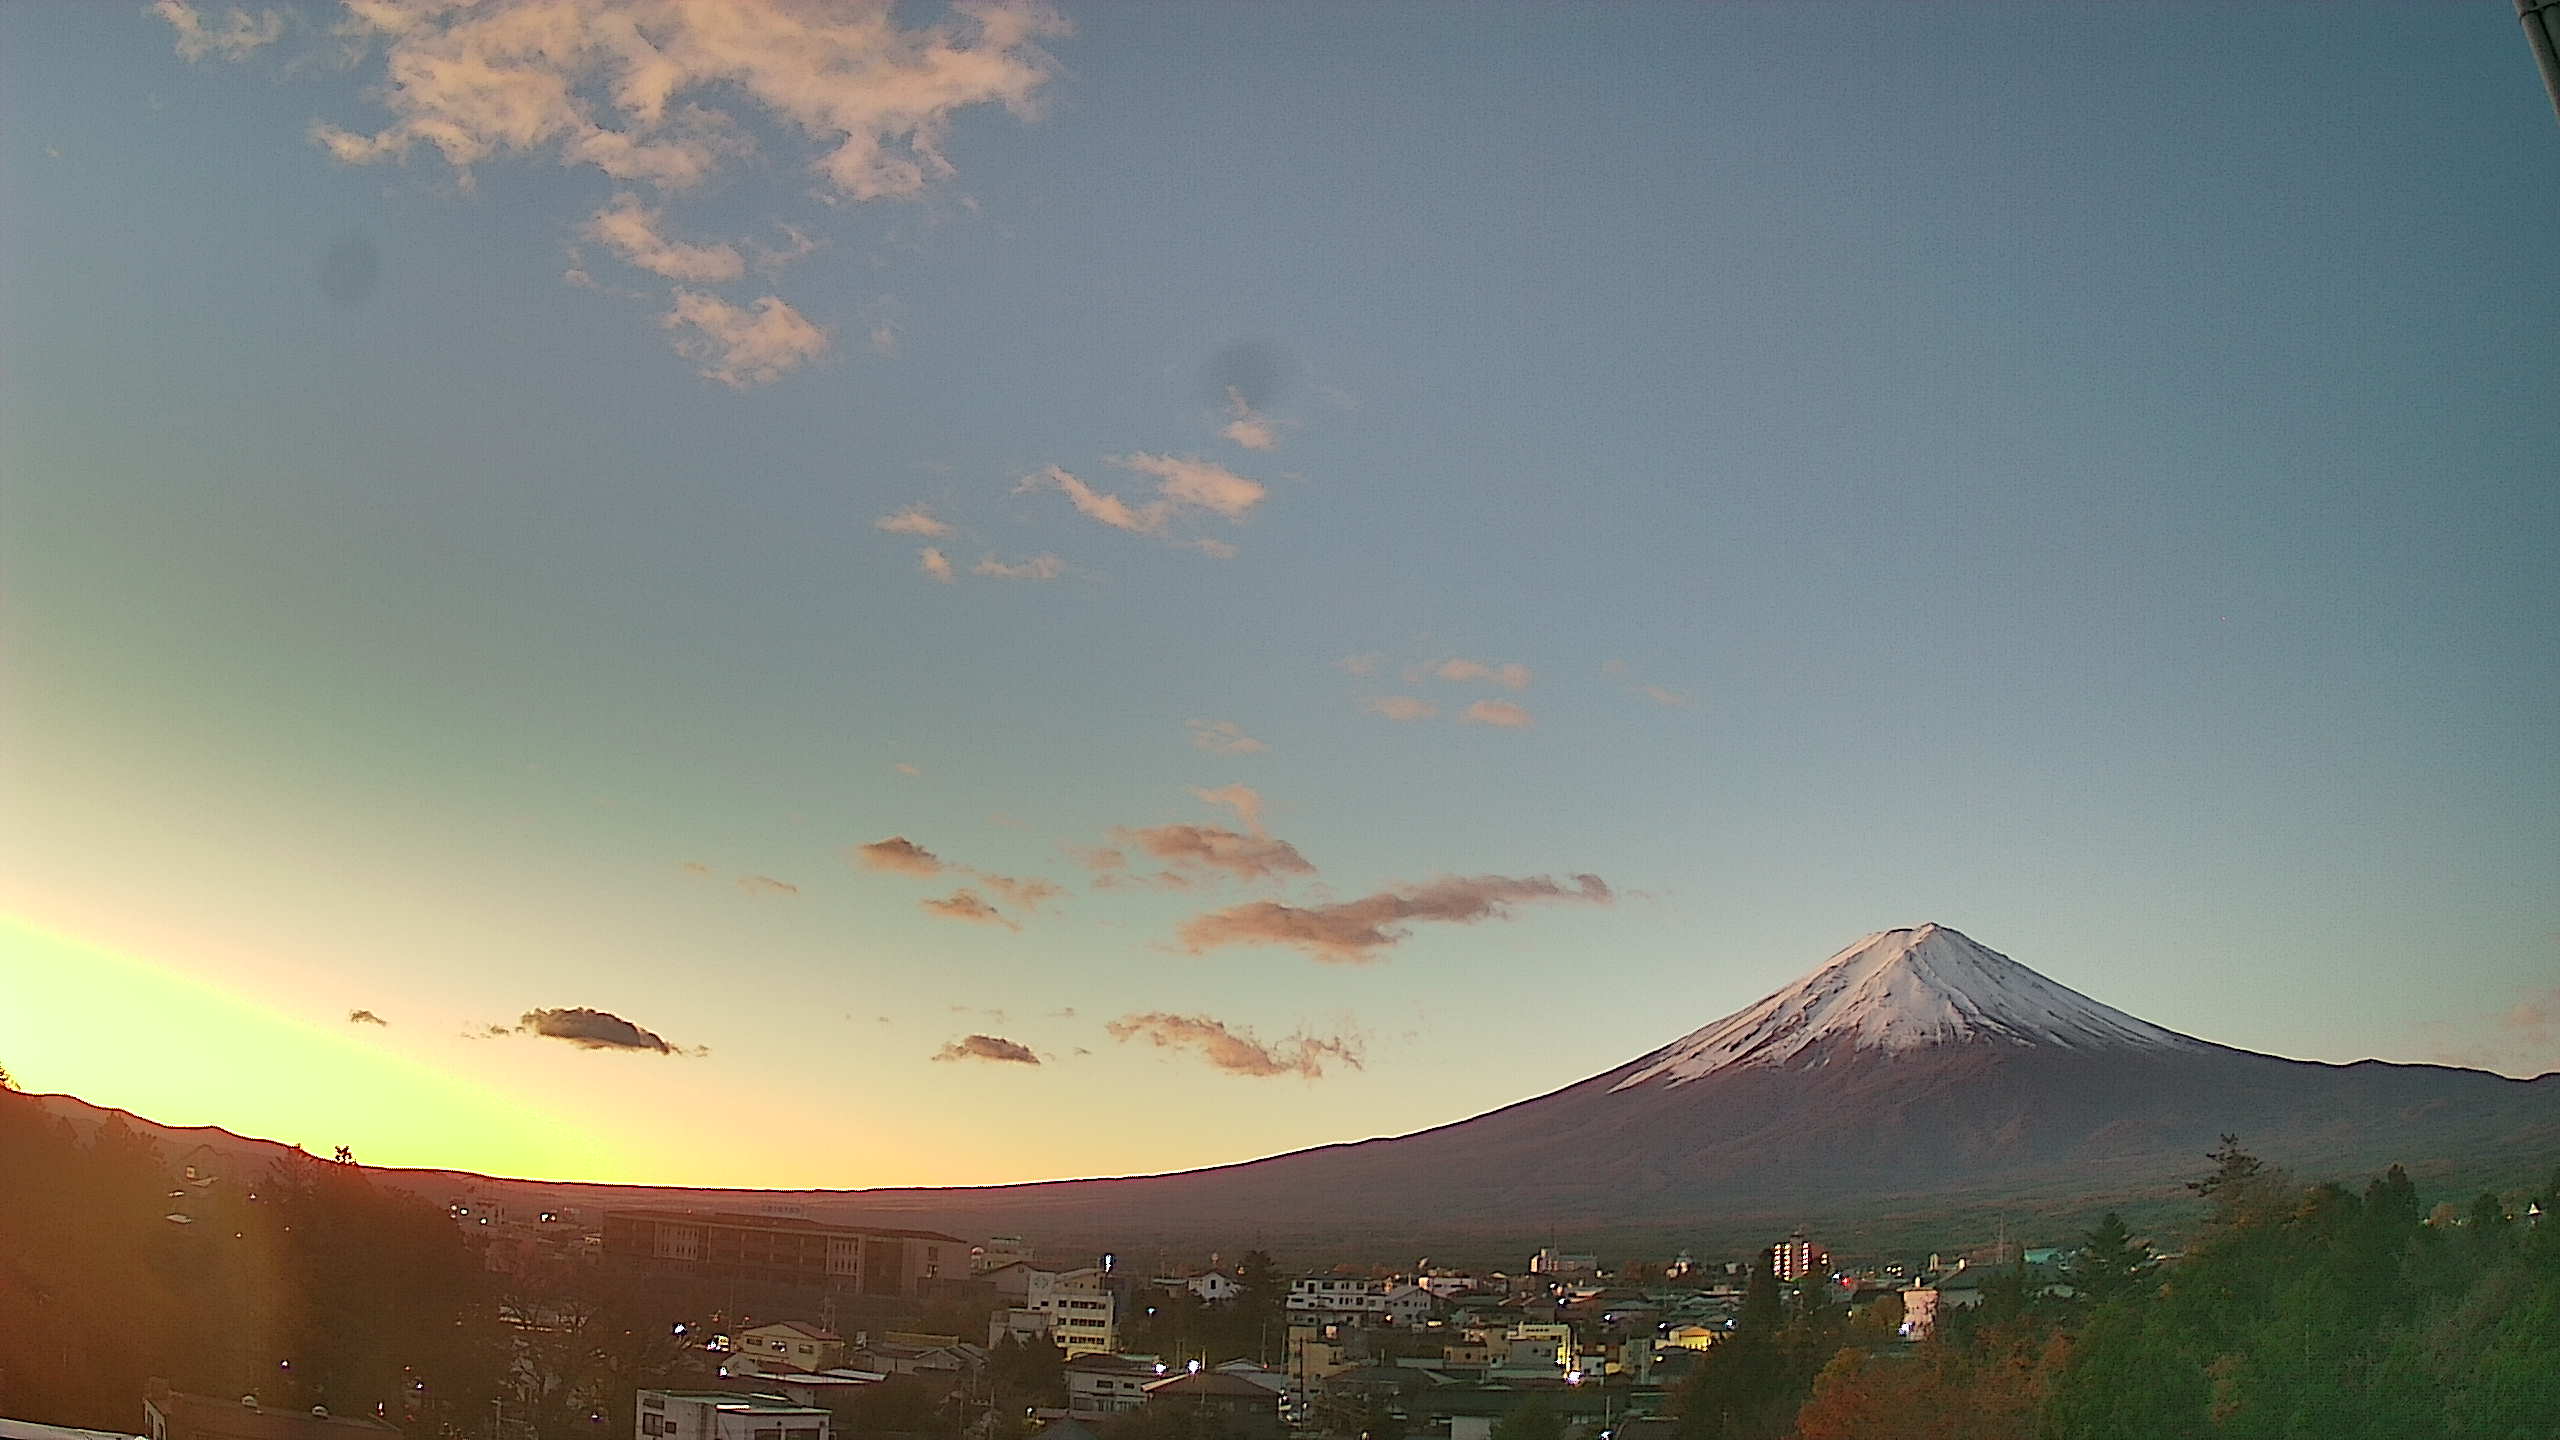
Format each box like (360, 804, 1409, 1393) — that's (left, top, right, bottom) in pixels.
(39, 925, 2560, 1258)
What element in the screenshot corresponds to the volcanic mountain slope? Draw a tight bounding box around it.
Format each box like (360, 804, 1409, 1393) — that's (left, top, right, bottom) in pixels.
(36, 926, 2560, 1259)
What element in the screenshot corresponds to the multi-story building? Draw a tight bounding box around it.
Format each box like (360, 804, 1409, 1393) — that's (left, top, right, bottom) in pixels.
(1528, 1249, 1597, 1279)
(1029, 1267, 1119, 1356)
(1773, 1231, 1828, 1283)
(1063, 1354, 1161, 1416)
(635, 1392, 828, 1440)
(602, 1210, 966, 1298)
(1286, 1277, 1385, 1321)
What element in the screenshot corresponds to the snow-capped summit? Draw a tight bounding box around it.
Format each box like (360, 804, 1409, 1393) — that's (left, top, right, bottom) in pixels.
(1612, 923, 2203, 1089)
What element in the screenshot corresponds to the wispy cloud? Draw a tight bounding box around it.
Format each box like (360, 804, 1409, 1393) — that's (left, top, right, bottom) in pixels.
(737, 874, 800, 897)
(1459, 699, 1534, 729)
(921, 887, 1018, 930)
(854, 836, 945, 876)
(1106, 1012, 1361, 1079)
(679, 861, 715, 877)
(155, 1, 283, 62)
(1221, 387, 1278, 451)
(1189, 719, 1268, 755)
(347, 1008, 388, 1026)
(919, 547, 955, 582)
(1431, 658, 1533, 690)
(1187, 783, 1264, 834)
(1178, 873, 1612, 963)
(876, 504, 954, 538)
(1339, 654, 1383, 677)
(1642, 684, 1693, 708)
(975, 872, 1064, 913)
(972, 552, 1064, 581)
(933, 1033, 1040, 1065)
(1362, 696, 1437, 722)
(661, 290, 829, 388)
(895, 761, 923, 776)
(518, 1006, 702, 1055)
(1115, 824, 1313, 883)
(1018, 455, 1266, 553)
(584, 193, 745, 283)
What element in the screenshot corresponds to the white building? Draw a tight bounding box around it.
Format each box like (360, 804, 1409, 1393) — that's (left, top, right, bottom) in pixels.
(637, 1392, 828, 1440)
(1380, 1284, 1439, 1326)
(1063, 1353, 1162, 1416)
(1287, 1277, 1386, 1320)
(1529, 1249, 1597, 1279)
(1031, 1266, 1119, 1356)
(1187, 1270, 1242, 1304)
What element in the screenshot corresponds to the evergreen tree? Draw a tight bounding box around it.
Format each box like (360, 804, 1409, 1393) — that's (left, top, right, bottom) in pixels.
(2068, 1213, 2155, 1305)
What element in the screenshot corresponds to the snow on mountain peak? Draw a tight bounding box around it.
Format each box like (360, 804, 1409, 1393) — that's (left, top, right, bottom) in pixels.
(1611, 924, 2200, 1089)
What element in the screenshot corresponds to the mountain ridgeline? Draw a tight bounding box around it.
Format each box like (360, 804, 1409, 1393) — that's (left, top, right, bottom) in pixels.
(38, 926, 2560, 1259)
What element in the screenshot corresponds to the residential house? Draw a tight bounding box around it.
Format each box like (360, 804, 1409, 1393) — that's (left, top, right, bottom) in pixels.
(634, 1392, 827, 1440)
(1139, 1372, 1283, 1440)
(1063, 1354, 1162, 1416)
(735, 1322, 846, 1375)
(1380, 1284, 1440, 1327)
(1186, 1270, 1242, 1304)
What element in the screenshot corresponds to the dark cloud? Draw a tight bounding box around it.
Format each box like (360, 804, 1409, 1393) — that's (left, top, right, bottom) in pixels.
(347, 1009, 388, 1026)
(1107, 1012, 1361, 1079)
(1178, 872, 1612, 963)
(853, 835, 944, 875)
(932, 1034, 1040, 1065)
(736, 873, 800, 896)
(518, 1006, 699, 1055)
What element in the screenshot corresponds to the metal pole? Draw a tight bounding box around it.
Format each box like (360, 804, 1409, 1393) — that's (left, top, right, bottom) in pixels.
(2523, 0, 2560, 125)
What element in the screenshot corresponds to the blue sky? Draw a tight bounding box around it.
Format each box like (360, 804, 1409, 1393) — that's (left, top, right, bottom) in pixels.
(2, 1, 2554, 1188)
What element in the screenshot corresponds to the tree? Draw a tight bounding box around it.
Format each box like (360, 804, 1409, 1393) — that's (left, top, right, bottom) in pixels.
(1487, 1394, 1561, 1440)
(2068, 1213, 2155, 1305)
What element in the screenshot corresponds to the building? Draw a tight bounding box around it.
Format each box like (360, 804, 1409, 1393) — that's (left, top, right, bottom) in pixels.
(1773, 1231, 1828, 1283)
(144, 1387, 399, 1440)
(1186, 1270, 1242, 1304)
(735, 1321, 848, 1374)
(990, 1306, 1054, 1347)
(1287, 1277, 1386, 1321)
(1063, 1354, 1163, 1416)
(1139, 1372, 1284, 1440)
(976, 1235, 1032, 1271)
(1528, 1250, 1597, 1279)
(1029, 1266, 1119, 1356)
(602, 1210, 966, 1298)
(5, 1418, 147, 1440)
(636, 1392, 827, 1440)
(1379, 1284, 1439, 1326)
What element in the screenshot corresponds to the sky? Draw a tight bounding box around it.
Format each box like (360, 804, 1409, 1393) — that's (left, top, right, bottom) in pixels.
(2, 0, 2555, 1191)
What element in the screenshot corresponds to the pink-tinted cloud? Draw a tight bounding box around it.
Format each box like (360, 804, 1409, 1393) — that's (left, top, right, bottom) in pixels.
(1220, 387, 1278, 451)
(1106, 1012, 1361, 1079)
(918, 547, 955, 582)
(584, 193, 745, 282)
(972, 552, 1064, 581)
(854, 836, 944, 876)
(1187, 783, 1264, 834)
(932, 1033, 1040, 1065)
(155, 1, 284, 62)
(1432, 658, 1534, 690)
(976, 872, 1064, 913)
(1189, 719, 1268, 754)
(661, 290, 828, 387)
(1017, 455, 1265, 552)
(1642, 684, 1693, 708)
(1362, 696, 1437, 723)
(1459, 699, 1534, 729)
(1178, 873, 1612, 963)
(921, 887, 1017, 930)
(1339, 653, 1383, 677)
(895, 761, 923, 776)
(877, 504, 953, 537)
(1116, 824, 1314, 883)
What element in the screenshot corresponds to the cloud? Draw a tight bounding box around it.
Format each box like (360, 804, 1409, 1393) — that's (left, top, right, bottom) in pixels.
(1642, 684, 1693, 708)
(1339, 653, 1383, 677)
(1459, 699, 1534, 729)
(854, 836, 944, 876)
(921, 887, 1017, 930)
(1362, 695, 1437, 723)
(1433, 658, 1533, 690)
(679, 860, 715, 876)
(1189, 719, 1267, 754)
(1115, 824, 1313, 884)
(584, 193, 745, 282)
(919, 547, 955, 582)
(347, 1009, 388, 1026)
(975, 872, 1064, 913)
(1177, 873, 1612, 963)
(661, 290, 828, 388)
(972, 552, 1064, 581)
(1106, 1013, 1361, 1079)
(737, 874, 799, 897)
(869, 321, 900, 356)
(932, 1033, 1040, 1065)
(876, 504, 953, 537)
(895, 761, 923, 776)
(155, 1, 284, 62)
(519, 1006, 698, 1055)
(1017, 456, 1265, 552)
(1221, 387, 1278, 451)
(1187, 783, 1264, 834)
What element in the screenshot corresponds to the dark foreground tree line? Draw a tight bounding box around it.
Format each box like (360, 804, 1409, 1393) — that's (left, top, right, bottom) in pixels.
(1675, 1139, 2560, 1440)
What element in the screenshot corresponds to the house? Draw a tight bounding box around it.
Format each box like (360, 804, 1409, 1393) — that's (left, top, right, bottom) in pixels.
(736, 1322, 847, 1374)
(1063, 1354, 1163, 1416)
(981, 1261, 1046, 1305)
(634, 1392, 827, 1440)
(1187, 1270, 1242, 1304)
(1139, 1372, 1284, 1440)
(1899, 1268, 1983, 1341)
(990, 1306, 1054, 1347)
(1381, 1284, 1439, 1326)
(144, 1386, 400, 1440)
(1287, 1277, 1386, 1321)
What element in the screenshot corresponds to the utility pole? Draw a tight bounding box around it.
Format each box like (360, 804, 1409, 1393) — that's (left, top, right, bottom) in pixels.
(2524, 0, 2560, 125)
